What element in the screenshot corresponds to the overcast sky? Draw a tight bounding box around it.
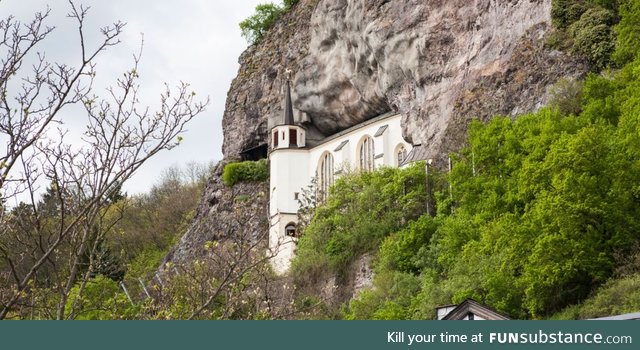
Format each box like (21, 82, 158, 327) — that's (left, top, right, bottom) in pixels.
(1, 0, 265, 196)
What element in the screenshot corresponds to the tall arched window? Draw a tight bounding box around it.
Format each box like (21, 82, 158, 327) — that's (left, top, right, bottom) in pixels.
(396, 144, 407, 167)
(358, 136, 374, 172)
(317, 152, 334, 202)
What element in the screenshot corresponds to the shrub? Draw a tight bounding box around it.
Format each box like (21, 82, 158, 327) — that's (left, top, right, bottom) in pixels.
(612, 0, 640, 65)
(549, 0, 619, 71)
(551, 0, 591, 29)
(283, 0, 299, 9)
(552, 274, 640, 319)
(239, 1, 301, 44)
(222, 159, 269, 187)
(548, 78, 584, 116)
(569, 8, 616, 70)
(239, 3, 285, 44)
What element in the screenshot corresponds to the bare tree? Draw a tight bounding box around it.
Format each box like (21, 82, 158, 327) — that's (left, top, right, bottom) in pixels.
(148, 230, 300, 320)
(0, 2, 207, 319)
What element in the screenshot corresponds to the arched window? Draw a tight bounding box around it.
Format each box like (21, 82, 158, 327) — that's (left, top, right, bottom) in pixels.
(396, 144, 407, 167)
(317, 152, 334, 202)
(285, 222, 297, 237)
(358, 136, 374, 172)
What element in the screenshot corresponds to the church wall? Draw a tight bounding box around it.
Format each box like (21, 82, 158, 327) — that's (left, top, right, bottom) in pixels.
(269, 113, 413, 274)
(269, 149, 310, 217)
(307, 113, 410, 177)
(269, 212, 298, 274)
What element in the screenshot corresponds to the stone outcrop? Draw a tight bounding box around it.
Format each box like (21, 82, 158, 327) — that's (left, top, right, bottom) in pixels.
(168, 0, 587, 277)
(223, 0, 586, 163)
(163, 162, 268, 267)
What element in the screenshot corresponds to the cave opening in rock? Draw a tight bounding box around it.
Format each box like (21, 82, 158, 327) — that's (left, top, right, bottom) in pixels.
(240, 144, 268, 161)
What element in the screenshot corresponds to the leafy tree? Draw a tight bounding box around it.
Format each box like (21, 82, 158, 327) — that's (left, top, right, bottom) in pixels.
(239, 3, 284, 44)
(612, 0, 640, 65)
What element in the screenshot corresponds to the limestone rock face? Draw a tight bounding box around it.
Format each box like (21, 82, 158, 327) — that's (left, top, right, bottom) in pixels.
(163, 163, 268, 267)
(169, 0, 586, 272)
(223, 0, 586, 162)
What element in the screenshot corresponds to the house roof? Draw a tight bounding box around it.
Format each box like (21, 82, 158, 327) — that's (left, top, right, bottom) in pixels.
(588, 312, 640, 320)
(441, 299, 510, 320)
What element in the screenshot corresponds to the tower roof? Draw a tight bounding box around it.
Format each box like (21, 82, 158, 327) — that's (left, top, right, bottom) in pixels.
(283, 79, 294, 125)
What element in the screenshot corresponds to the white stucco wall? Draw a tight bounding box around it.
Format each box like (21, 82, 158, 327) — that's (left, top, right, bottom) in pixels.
(268, 213, 298, 274)
(307, 113, 410, 177)
(269, 149, 310, 216)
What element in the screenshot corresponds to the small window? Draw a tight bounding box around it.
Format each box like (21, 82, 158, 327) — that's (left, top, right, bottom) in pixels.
(289, 128, 297, 146)
(285, 223, 297, 237)
(467, 312, 475, 320)
(294, 192, 299, 200)
(273, 131, 279, 148)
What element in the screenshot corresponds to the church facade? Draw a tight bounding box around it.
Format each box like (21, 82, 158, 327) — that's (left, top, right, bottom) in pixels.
(268, 81, 414, 274)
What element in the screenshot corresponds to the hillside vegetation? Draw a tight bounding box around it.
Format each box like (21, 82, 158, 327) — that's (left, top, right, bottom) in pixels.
(292, 0, 640, 319)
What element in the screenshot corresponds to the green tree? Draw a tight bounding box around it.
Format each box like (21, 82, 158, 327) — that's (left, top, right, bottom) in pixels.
(239, 3, 284, 44)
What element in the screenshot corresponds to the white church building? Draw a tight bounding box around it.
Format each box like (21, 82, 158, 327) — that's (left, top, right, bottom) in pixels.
(268, 80, 415, 274)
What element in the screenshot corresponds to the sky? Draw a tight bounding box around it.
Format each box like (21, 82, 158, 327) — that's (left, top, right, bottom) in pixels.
(1, 0, 265, 196)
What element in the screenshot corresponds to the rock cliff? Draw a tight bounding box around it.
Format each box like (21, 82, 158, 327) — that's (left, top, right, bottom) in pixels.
(163, 162, 269, 267)
(223, 0, 586, 161)
(168, 0, 586, 273)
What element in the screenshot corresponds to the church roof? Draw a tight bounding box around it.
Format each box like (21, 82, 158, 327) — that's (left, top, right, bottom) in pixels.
(333, 140, 349, 152)
(374, 125, 388, 137)
(399, 144, 429, 167)
(283, 80, 294, 125)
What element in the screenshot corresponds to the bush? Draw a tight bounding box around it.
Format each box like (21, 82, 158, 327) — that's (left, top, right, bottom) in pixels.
(239, 3, 285, 44)
(292, 164, 431, 279)
(239, 1, 301, 44)
(612, 0, 640, 65)
(549, 0, 618, 71)
(553, 274, 640, 319)
(548, 78, 584, 116)
(551, 0, 591, 29)
(569, 8, 616, 70)
(283, 0, 299, 9)
(222, 159, 269, 187)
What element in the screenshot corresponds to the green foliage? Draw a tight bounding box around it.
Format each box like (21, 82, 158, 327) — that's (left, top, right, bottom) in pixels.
(239, 0, 300, 44)
(551, 0, 592, 29)
(549, 0, 619, 71)
(291, 164, 432, 283)
(553, 274, 640, 319)
(549, 78, 583, 115)
(377, 215, 438, 274)
(64, 276, 139, 320)
(283, 0, 299, 9)
(222, 159, 268, 187)
(343, 271, 420, 320)
(239, 3, 285, 44)
(569, 8, 617, 70)
(612, 0, 640, 65)
(334, 31, 640, 318)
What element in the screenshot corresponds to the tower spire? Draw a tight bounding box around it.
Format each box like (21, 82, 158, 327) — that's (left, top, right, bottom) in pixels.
(283, 70, 294, 125)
